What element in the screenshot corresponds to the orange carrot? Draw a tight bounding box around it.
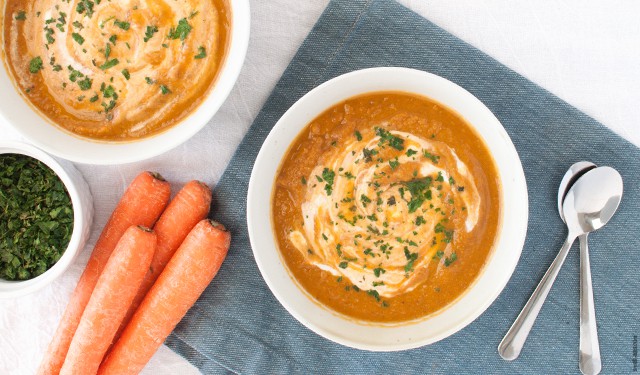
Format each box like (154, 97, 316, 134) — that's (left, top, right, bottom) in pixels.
(98, 220, 231, 375)
(60, 226, 157, 375)
(38, 172, 170, 375)
(114, 180, 211, 341)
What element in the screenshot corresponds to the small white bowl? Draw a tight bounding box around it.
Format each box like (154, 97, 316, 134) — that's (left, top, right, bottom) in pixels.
(0, 141, 93, 299)
(247, 67, 528, 351)
(0, 0, 250, 165)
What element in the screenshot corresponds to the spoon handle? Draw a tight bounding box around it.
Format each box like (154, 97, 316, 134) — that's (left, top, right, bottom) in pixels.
(498, 235, 576, 360)
(579, 233, 602, 375)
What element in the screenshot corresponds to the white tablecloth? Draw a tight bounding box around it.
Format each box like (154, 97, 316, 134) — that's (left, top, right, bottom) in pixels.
(1, 1, 639, 374)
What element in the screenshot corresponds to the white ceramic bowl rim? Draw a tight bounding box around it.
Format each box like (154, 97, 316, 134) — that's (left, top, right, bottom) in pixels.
(0, 141, 91, 298)
(0, 0, 250, 165)
(247, 67, 529, 351)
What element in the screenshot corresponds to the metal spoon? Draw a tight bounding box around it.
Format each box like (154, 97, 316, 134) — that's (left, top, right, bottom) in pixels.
(499, 166, 623, 362)
(558, 162, 602, 375)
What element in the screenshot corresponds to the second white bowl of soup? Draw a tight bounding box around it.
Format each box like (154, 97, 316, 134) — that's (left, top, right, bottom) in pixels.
(0, 0, 249, 164)
(247, 67, 528, 351)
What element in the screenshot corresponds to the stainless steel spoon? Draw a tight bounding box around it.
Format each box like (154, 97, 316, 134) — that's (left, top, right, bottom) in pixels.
(499, 166, 623, 362)
(558, 162, 602, 375)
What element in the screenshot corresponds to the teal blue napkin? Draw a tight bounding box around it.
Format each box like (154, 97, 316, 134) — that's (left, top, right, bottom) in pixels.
(166, 0, 640, 373)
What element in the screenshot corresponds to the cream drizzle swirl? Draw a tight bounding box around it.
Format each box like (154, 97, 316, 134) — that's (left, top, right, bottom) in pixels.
(289, 129, 480, 298)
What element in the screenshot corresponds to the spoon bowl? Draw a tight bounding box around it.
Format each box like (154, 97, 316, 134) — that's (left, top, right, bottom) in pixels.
(558, 162, 596, 222)
(563, 166, 624, 236)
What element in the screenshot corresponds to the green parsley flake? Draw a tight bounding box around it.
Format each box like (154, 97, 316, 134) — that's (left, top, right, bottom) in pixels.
(15, 11, 27, 21)
(77, 76, 92, 90)
(121, 69, 130, 80)
(194, 46, 206, 59)
(114, 19, 130, 30)
(168, 18, 192, 41)
(99, 58, 119, 70)
(375, 127, 404, 150)
(29, 57, 43, 73)
(71, 32, 84, 45)
(160, 85, 171, 95)
(144, 25, 158, 42)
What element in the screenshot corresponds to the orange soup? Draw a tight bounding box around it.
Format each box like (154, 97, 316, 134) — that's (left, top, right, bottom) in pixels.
(2, 0, 230, 141)
(272, 92, 501, 322)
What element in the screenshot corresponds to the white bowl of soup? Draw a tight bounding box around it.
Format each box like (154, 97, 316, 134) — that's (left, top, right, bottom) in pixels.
(247, 67, 528, 351)
(0, 0, 249, 164)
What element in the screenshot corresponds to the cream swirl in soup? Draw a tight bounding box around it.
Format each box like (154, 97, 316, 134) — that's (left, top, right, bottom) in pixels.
(3, 0, 229, 140)
(289, 128, 480, 298)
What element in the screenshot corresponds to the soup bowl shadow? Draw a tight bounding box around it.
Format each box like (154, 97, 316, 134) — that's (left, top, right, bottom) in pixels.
(247, 67, 528, 351)
(0, 0, 250, 165)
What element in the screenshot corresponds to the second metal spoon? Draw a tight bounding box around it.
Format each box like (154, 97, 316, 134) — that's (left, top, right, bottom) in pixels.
(557, 162, 601, 375)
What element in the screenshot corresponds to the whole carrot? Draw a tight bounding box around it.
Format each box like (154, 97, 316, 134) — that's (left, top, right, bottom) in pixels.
(114, 181, 212, 342)
(98, 220, 231, 375)
(38, 172, 170, 375)
(60, 226, 157, 375)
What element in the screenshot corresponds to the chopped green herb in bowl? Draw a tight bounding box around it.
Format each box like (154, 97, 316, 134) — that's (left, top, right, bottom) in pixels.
(0, 154, 74, 280)
(0, 141, 93, 299)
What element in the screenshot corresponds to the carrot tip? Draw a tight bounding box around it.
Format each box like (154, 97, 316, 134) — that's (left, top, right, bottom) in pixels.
(148, 172, 166, 182)
(195, 180, 210, 189)
(208, 220, 227, 231)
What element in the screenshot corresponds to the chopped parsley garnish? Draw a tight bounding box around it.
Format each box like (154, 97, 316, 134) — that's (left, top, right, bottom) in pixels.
(145, 77, 154, 84)
(301, 176, 306, 185)
(435, 222, 454, 243)
(444, 253, 458, 267)
(29, 57, 43, 74)
(402, 177, 433, 213)
(360, 194, 371, 206)
(388, 158, 399, 170)
(73, 21, 84, 29)
(322, 168, 335, 196)
(355, 130, 362, 141)
(436, 172, 445, 182)
(194, 46, 206, 59)
(415, 216, 426, 226)
(406, 149, 417, 157)
(15, 11, 27, 21)
(71, 32, 85, 45)
(77, 76, 92, 91)
(114, 19, 130, 30)
(121, 69, 130, 80)
(404, 247, 419, 272)
(109, 34, 117, 44)
(68, 66, 84, 81)
(144, 25, 158, 42)
(362, 148, 378, 162)
(344, 171, 355, 179)
(0, 154, 73, 280)
(168, 18, 192, 41)
(338, 261, 348, 269)
(76, 0, 95, 19)
(99, 58, 119, 70)
(373, 267, 386, 277)
(89, 94, 99, 102)
(375, 127, 404, 150)
(367, 289, 381, 302)
(160, 85, 171, 95)
(423, 150, 440, 163)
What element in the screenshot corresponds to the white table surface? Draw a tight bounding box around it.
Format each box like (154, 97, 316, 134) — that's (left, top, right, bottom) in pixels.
(1, 1, 639, 374)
